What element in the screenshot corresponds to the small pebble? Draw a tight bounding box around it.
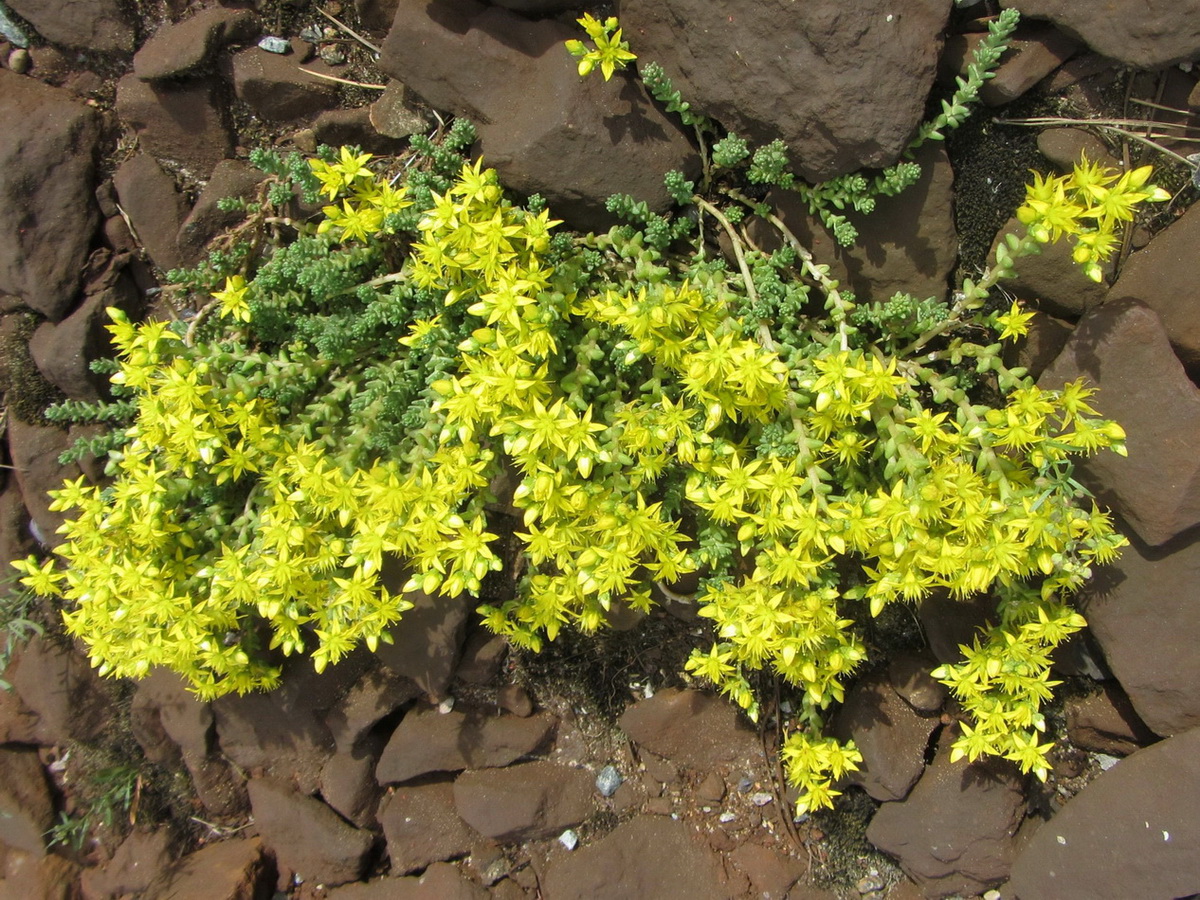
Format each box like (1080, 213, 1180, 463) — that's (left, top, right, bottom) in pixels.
(718, 811, 736, 824)
(595, 765, 623, 797)
(735, 775, 754, 793)
(299, 24, 323, 42)
(983, 891, 1003, 900)
(1094, 753, 1121, 771)
(749, 791, 774, 807)
(558, 829, 578, 851)
(437, 696, 455, 714)
(8, 47, 29, 74)
(319, 46, 345, 66)
(258, 36, 290, 54)
(856, 870, 884, 894)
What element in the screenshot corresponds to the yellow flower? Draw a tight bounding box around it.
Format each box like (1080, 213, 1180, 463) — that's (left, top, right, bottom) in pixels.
(212, 275, 251, 323)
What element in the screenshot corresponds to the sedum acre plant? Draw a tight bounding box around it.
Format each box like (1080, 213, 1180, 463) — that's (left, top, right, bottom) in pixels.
(13, 10, 1168, 816)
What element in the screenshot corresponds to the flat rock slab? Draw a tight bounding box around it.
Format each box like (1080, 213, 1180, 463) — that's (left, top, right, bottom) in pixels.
(1108, 197, 1200, 366)
(1008, 726, 1200, 899)
(379, 780, 479, 874)
(1039, 298, 1200, 547)
(0, 746, 53, 855)
(866, 732, 1026, 898)
(144, 837, 272, 900)
(247, 777, 375, 887)
(1000, 0, 1200, 69)
(5, 0, 134, 50)
(1081, 525, 1200, 736)
(618, 688, 764, 772)
(621, 0, 949, 181)
(453, 760, 592, 843)
(325, 863, 487, 900)
(135, 7, 261, 81)
(0, 70, 99, 321)
(378, 0, 698, 231)
(115, 74, 233, 174)
(376, 705, 555, 785)
(540, 815, 726, 900)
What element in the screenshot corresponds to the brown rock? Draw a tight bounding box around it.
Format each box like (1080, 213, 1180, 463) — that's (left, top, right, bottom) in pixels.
(324, 665, 417, 755)
(497, 684, 533, 718)
(144, 837, 272, 900)
(6, 635, 109, 745)
(1008, 726, 1200, 899)
(0, 746, 53, 855)
(989, 217, 1108, 318)
(321, 746, 384, 827)
(80, 828, 173, 899)
(833, 675, 939, 802)
(998, 0, 1200, 69)
(888, 652, 947, 714)
(313, 107, 408, 155)
(1065, 682, 1159, 755)
(112, 154, 190, 271)
(8, 417, 82, 548)
(1004, 313, 1074, 381)
(621, 0, 948, 182)
(942, 24, 1080, 107)
(1036, 127, 1119, 174)
(4, 0, 133, 51)
(115, 74, 233, 174)
(453, 761, 592, 842)
(728, 842, 806, 900)
(134, 8, 261, 81)
(0, 71, 99, 321)
(369, 81, 430, 140)
(378, 0, 698, 231)
(378, 780, 479, 875)
(618, 688, 762, 772)
(1079, 524, 1200, 736)
(247, 777, 375, 887)
(325, 863, 488, 900)
(540, 815, 725, 900)
(176, 160, 266, 265)
(0, 849, 80, 900)
(228, 49, 340, 123)
(373, 579, 474, 699)
(757, 142, 957, 306)
(1108, 198, 1200, 367)
(1040, 298, 1200, 547)
(376, 705, 555, 785)
(866, 731, 1026, 898)
(453, 628, 507, 685)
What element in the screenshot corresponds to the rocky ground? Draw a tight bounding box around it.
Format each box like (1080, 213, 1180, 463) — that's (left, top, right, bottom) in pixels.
(1, 0, 1200, 898)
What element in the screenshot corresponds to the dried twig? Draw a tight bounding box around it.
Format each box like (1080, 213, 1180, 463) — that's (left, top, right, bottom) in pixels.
(317, 7, 381, 55)
(298, 67, 387, 90)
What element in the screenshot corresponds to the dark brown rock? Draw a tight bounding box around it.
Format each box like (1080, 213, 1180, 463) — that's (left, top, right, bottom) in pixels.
(324, 664, 417, 755)
(989, 217, 1108, 318)
(144, 837, 272, 900)
(378, 0, 699, 231)
(497, 684, 533, 718)
(1108, 198, 1200, 366)
(0, 71, 99, 321)
(1008, 726, 1200, 899)
(131, 667, 214, 762)
(378, 780, 479, 875)
(999, 0, 1200, 69)
(942, 24, 1080, 108)
(5, 635, 109, 745)
(1065, 681, 1159, 755)
(212, 649, 369, 792)
(325, 863, 488, 900)
(29, 270, 138, 401)
(0, 746, 53, 855)
(7, 419, 84, 552)
(866, 731, 1026, 898)
(115, 74, 233, 173)
(176, 160, 266, 265)
(0, 849, 80, 900)
(80, 828, 173, 900)
(618, 689, 762, 772)
(453, 761, 592, 842)
(727, 842, 806, 900)
(833, 676, 939, 802)
(373, 581, 473, 700)
(540, 815, 725, 900)
(313, 107, 409, 155)
(228, 49, 340, 123)
(376, 705, 555, 785)
(247, 777, 375, 887)
(368, 81, 430, 140)
(0, 660, 40, 745)
(1036, 127, 1119, 174)
(4, 0, 134, 51)
(621, 0, 948, 182)
(453, 628, 508, 684)
(321, 745, 384, 827)
(1005, 313, 1074, 381)
(888, 652, 947, 714)
(134, 7, 261, 81)
(1079, 524, 1200, 736)
(1040, 298, 1200, 546)
(112, 154, 190, 271)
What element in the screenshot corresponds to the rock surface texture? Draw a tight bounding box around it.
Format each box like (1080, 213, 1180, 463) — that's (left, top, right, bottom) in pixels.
(620, 0, 950, 181)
